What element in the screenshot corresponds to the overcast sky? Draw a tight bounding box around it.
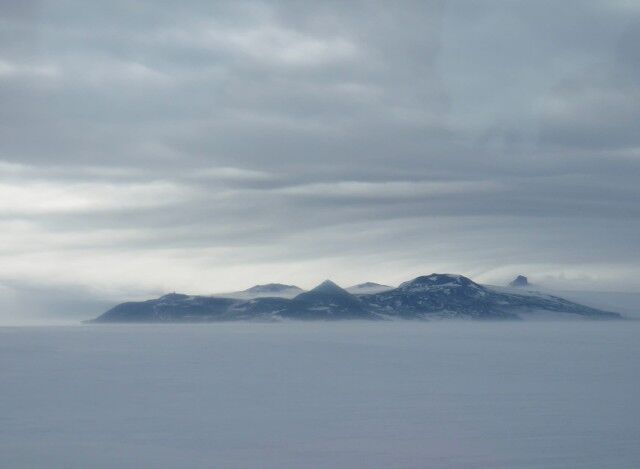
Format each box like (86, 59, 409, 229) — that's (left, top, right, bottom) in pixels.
(1, 0, 639, 320)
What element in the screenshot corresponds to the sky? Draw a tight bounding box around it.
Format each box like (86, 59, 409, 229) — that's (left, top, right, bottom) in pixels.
(1, 0, 640, 321)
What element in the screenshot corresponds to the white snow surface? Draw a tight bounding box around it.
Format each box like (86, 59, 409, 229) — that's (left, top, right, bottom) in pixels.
(2, 321, 640, 468)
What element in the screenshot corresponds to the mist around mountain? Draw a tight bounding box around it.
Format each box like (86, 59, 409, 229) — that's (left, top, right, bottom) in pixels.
(214, 283, 304, 300)
(91, 274, 622, 323)
(216, 281, 394, 299)
(346, 282, 394, 295)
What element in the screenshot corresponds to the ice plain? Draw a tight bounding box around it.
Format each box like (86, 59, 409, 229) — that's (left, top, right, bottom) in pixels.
(1, 321, 639, 469)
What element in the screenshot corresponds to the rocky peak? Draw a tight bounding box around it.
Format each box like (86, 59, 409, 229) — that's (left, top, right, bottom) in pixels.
(509, 275, 529, 288)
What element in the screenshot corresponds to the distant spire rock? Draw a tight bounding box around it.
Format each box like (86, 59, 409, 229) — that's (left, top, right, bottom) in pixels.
(509, 275, 529, 288)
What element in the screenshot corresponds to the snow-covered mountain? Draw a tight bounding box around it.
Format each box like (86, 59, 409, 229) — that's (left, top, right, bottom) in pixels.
(361, 274, 514, 319)
(91, 273, 623, 323)
(346, 282, 394, 295)
(224, 280, 377, 321)
(291, 280, 376, 319)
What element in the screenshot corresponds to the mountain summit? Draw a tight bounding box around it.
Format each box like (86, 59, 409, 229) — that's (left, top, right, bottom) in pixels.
(306, 279, 349, 295)
(509, 275, 529, 288)
(398, 274, 480, 292)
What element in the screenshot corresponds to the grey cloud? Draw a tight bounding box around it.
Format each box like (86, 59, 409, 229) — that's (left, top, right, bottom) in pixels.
(1, 0, 639, 320)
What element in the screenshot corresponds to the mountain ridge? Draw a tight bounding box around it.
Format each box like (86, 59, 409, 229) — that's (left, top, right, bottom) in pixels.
(90, 273, 622, 323)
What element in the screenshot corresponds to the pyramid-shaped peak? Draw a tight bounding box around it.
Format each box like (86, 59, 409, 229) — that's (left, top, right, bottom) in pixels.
(305, 279, 354, 296)
(509, 275, 529, 288)
(293, 279, 353, 302)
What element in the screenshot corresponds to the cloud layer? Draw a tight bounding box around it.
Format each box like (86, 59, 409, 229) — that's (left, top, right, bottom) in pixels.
(1, 0, 639, 320)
